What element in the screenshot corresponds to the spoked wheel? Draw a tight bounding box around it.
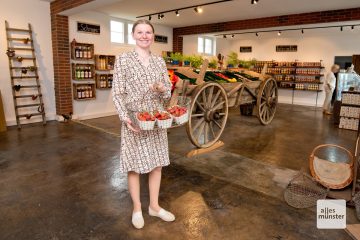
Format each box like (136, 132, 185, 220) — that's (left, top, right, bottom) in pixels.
(257, 78, 278, 125)
(186, 82, 229, 148)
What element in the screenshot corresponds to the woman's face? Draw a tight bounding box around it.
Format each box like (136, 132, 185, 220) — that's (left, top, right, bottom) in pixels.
(132, 24, 154, 49)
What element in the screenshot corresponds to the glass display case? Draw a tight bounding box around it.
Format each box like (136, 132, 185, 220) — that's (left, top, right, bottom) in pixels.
(336, 72, 360, 100)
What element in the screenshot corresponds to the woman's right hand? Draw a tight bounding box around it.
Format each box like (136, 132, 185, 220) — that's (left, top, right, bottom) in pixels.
(124, 117, 140, 132)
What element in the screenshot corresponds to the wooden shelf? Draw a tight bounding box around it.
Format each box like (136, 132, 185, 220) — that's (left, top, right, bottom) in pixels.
(73, 83, 96, 100)
(70, 40, 94, 60)
(95, 74, 113, 89)
(72, 63, 94, 81)
(278, 87, 322, 92)
(94, 55, 115, 71)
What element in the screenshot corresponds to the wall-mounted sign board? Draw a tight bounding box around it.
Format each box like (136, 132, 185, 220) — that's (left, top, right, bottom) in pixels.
(77, 22, 100, 34)
(155, 35, 168, 44)
(276, 45, 297, 52)
(240, 46, 252, 53)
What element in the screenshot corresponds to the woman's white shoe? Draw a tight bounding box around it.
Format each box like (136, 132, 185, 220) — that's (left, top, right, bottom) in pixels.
(148, 207, 175, 222)
(132, 211, 144, 229)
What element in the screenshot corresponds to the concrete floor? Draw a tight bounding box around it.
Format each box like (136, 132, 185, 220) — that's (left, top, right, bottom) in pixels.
(0, 104, 358, 239)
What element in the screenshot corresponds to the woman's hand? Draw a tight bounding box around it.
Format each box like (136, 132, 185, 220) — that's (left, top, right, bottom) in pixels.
(124, 117, 140, 132)
(150, 82, 166, 93)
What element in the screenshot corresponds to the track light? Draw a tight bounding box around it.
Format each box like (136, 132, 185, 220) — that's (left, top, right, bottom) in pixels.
(340, 26, 343, 31)
(301, 29, 304, 34)
(194, 7, 203, 13)
(148, 15, 152, 21)
(231, 34, 234, 38)
(251, 0, 259, 4)
(223, 35, 227, 38)
(158, 14, 161, 19)
(352, 25, 354, 31)
(175, 10, 179, 16)
(255, 32, 258, 36)
(277, 31, 281, 36)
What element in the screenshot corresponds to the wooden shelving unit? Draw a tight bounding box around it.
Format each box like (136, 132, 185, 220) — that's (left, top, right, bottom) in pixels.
(94, 55, 115, 90)
(70, 40, 94, 60)
(72, 63, 94, 80)
(94, 55, 115, 70)
(73, 83, 96, 100)
(96, 74, 113, 89)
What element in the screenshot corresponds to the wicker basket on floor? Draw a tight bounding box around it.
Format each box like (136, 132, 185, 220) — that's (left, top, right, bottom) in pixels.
(309, 144, 354, 189)
(353, 191, 360, 220)
(284, 171, 329, 208)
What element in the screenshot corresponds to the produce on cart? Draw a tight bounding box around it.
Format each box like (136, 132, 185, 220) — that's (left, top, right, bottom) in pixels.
(167, 59, 278, 148)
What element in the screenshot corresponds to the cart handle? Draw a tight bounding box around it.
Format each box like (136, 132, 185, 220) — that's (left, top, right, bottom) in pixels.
(309, 144, 354, 167)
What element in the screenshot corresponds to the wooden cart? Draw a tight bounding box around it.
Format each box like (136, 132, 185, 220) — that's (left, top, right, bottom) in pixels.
(169, 60, 278, 149)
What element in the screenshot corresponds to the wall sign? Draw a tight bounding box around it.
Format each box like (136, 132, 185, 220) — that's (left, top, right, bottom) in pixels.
(155, 35, 168, 44)
(77, 22, 100, 34)
(276, 45, 297, 52)
(240, 46, 252, 53)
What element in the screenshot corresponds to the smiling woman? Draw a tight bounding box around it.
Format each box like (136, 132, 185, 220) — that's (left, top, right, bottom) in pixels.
(112, 19, 175, 230)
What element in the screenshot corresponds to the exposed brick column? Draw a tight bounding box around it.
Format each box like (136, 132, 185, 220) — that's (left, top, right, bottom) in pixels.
(50, 0, 94, 115)
(173, 7, 360, 53)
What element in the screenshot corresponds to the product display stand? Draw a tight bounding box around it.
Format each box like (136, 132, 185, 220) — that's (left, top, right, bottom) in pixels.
(5, 21, 46, 128)
(339, 91, 360, 131)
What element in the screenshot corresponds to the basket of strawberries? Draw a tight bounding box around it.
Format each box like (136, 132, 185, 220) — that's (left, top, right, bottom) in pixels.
(154, 111, 173, 129)
(136, 111, 156, 130)
(167, 105, 188, 125)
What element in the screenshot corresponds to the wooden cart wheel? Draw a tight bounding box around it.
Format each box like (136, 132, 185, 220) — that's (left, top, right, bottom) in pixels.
(186, 82, 229, 148)
(257, 78, 278, 125)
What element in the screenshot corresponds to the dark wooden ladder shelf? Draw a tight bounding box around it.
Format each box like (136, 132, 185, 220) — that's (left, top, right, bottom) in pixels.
(5, 20, 46, 128)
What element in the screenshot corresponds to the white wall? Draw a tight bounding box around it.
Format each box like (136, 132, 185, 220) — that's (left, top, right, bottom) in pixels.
(184, 24, 360, 106)
(0, 0, 55, 126)
(68, 11, 173, 119)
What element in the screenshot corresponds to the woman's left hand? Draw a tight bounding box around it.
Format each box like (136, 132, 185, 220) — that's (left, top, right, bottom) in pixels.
(150, 82, 166, 93)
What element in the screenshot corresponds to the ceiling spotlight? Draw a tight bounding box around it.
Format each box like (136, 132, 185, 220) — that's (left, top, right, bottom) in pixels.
(351, 25, 354, 31)
(255, 32, 259, 36)
(301, 29, 304, 34)
(148, 15, 152, 21)
(175, 10, 180, 16)
(340, 26, 343, 31)
(223, 35, 227, 38)
(251, 0, 259, 4)
(161, 14, 165, 19)
(277, 31, 281, 36)
(231, 34, 234, 38)
(158, 14, 161, 19)
(194, 7, 203, 13)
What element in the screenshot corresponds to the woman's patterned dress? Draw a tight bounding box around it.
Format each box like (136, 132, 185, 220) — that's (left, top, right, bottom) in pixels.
(112, 50, 172, 174)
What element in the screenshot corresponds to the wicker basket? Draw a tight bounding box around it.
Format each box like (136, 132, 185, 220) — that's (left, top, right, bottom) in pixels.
(309, 144, 354, 189)
(284, 171, 329, 208)
(353, 191, 360, 220)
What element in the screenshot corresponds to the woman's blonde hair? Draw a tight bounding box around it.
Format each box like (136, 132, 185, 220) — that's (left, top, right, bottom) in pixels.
(331, 64, 340, 72)
(132, 19, 155, 34)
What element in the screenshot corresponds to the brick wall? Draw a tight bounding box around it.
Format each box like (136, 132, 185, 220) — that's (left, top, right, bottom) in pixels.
(50, 0, 94, 115)
(173, 7, 360, 53)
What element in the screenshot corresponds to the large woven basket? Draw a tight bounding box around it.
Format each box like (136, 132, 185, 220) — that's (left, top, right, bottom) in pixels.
(309, 144, 354, 189)
(284, 171, 329, 208)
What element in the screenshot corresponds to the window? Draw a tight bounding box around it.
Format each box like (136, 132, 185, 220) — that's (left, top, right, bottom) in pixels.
(198, 36, 216, 56)
(110, 20, 135, 45)
(127, 23, 136, 45)
(110, 20, 124, 44)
